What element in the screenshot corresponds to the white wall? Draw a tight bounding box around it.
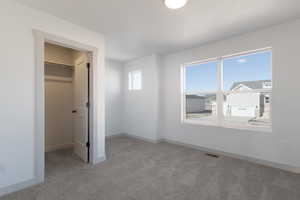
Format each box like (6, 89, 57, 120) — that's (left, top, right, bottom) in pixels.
(105, 59, 123, 137)
(160, 19, 300, 170)
(122, 55, 161, 141)
(0, 0, 105, 194)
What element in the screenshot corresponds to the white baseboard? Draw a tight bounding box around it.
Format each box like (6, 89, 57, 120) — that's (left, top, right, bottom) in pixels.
(105, 133, 126, 139)
(4, 135, 298, 198)
(0, 178, 42, 197)
(122, 133, 162, 144)
(99, 133, 300, 174)
(93, 155, 106, 164)
(45, 143, 74, 152)
(163, 138, 300, 174)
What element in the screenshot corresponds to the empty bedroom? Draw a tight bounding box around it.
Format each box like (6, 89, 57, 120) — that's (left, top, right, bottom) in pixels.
(1, 0, 300, 199)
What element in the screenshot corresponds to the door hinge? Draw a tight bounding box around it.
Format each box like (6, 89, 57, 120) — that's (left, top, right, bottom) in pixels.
(86, 142, 90, 148)
(86, 102, 90, 108)
(87, 63, 90, 69)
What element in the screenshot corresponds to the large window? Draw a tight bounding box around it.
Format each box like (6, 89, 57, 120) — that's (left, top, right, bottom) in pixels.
(182, 49, 272, 131)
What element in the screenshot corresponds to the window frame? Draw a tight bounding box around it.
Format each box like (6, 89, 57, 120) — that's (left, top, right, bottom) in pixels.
(128, 70, 142, 91)
(181, 47, 272, 132)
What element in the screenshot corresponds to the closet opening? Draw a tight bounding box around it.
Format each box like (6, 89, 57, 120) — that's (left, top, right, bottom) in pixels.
(44, 42, 91, 165)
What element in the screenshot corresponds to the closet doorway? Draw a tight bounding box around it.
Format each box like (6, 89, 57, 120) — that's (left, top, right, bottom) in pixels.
(44, 42, 90, 163)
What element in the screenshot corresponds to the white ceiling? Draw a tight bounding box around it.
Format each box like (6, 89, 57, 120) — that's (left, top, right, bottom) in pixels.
(14, 0, 300, 61)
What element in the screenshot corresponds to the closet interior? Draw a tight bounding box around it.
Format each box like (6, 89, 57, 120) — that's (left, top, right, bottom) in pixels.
(44, 42, 89, 163)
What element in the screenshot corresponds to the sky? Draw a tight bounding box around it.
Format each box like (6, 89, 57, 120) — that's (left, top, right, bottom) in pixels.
(185, 51, 272, 92)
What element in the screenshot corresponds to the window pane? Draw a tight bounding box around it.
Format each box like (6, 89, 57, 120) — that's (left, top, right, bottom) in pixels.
(128, 70, 142, 90)
(185, 94, 217, 121)
(222, 50, 272, 129)
(223, 91, 271, 128)
(133, 71, 141, 90)
(223, 51, 272, 91)
(185, 61, 218, 93)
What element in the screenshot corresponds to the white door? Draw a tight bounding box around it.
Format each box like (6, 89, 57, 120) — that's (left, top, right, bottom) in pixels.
(73, 55, 89, 162)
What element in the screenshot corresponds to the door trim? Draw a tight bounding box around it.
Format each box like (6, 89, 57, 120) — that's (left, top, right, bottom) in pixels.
(33, 29, 106, 184)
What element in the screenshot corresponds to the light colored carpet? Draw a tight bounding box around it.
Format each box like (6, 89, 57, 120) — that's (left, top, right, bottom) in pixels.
(2, 135, 300, 200)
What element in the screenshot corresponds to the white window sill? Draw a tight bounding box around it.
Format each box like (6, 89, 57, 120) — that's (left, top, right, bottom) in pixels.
(182, 119, 272, 133)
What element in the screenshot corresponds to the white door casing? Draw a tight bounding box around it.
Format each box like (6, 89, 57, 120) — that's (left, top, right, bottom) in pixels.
(25, 30, 105, 199)
(73, 55, 89, 162)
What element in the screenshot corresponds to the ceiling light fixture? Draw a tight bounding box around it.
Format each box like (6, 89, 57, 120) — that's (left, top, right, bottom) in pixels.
(164, 0, 189, 10)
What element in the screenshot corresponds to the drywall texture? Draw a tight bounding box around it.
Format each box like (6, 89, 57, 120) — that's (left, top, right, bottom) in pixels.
(122, 55, 160, 142)
(105, 59, 123, 137)
(160, 19, 300, 171)
(0, 0, 105, 193)
(44, 43, 74, 66)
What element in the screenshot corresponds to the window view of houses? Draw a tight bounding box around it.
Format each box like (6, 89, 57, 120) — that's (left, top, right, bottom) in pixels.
(184, 50, 272, 129)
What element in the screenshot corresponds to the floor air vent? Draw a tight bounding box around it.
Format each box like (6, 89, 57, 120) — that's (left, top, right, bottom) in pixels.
(205, 153, 219, 158)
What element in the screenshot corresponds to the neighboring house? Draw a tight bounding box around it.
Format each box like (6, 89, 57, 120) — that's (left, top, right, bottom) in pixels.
(186, 94, 216, 113)
(224, 80, 271, 118)
(187, 80, 271, 118)
(186, 95, 205, 113)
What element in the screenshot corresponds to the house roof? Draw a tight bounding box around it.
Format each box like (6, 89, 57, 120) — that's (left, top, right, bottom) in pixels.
(186, 94, 216, 101)
(186, 95, 205, 99)
(230, 80, 271, 90)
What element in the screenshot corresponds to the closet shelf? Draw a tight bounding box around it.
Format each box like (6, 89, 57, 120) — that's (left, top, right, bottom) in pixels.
(45, 75, 73, 82)
(45, 61, 74, 69)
